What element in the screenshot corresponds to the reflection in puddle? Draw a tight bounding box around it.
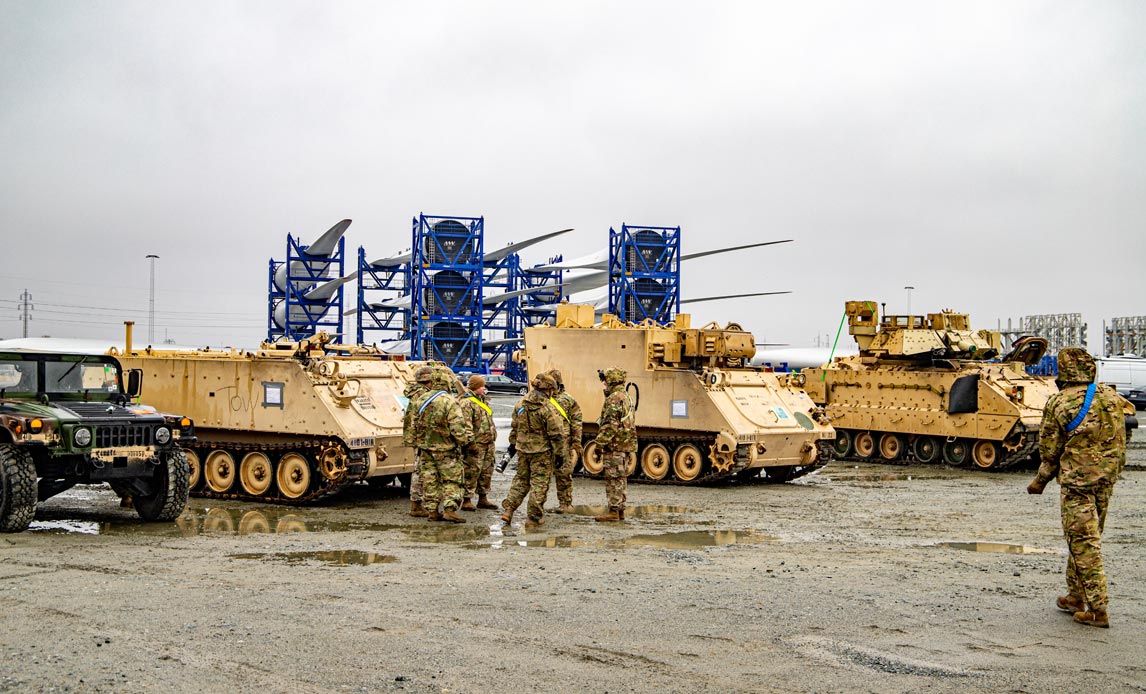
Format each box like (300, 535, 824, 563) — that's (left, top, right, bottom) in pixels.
(935, 541, 1054, 554)
(29, 520, 100, 535)
(569, 505, 695, 518)
(228, 550, 398, 566)
(401, 525, 500, 543)
(469, 529, 777, 550)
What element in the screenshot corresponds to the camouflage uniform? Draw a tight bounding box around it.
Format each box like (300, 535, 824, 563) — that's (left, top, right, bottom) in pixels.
(459, 384, 497, 504)
(502, 375, 566, 524)
(401, 370, 433, 511)
(546, 370, 583, 511)
(595, 367, 636, 516)
(417, 371, 473, 515)
(1030, 347, 1129, 623)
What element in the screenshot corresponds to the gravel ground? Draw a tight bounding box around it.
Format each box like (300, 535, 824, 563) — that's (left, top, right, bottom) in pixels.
(2, 437, 1144, 693)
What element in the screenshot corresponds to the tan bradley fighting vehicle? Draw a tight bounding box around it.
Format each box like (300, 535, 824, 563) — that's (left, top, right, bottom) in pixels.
(517, 304, 835, 484)
(801, 301, 1057, 470)
(114, 333, 417, 504)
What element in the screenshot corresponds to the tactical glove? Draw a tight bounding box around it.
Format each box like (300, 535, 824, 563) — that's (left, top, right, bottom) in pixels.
(1027, 479, 1045, 495)
(507, 443, 516, 458)
(553, 454, 565, 470)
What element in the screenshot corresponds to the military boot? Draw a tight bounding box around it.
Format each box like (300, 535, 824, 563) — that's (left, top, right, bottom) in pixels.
(524, 517, 545, 530)
(477, 495, 498, 510)
(1057, 594, 1085, 613)
(409, 500, 429, 518)
(1073, 609, 1110, 628)
(460, 498, 476, 512)
(555, 504, 574, 514)
(594, 509, 621, 522)
(427, 510, 443, 522)
(441, 508, 467, 524)
(500, 510, 513, 525)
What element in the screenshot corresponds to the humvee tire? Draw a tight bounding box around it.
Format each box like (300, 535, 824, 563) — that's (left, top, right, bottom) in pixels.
(0, 444, 37, 532)
(134, 449, 191, 522)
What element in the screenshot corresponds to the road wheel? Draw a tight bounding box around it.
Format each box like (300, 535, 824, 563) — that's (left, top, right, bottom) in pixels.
(878, 433, 903, 461)
(912, 436, 940, 464)
(277, 453, 311, 500)
(971, 440, 1001, 469)
(183, 448, 202, 490)
(0, 444, 37, 532)
(581, 441, 604, 476)
(640, 443, 670, 480)
(134, 449, 191, 522)
(942, 439, 970, 467)
(204, 450, 236, 492)
(831, 430, 852, 458)
(239, 452, 274, 496)
(853, 431, 875, 459)
(672, 443, 704, 482)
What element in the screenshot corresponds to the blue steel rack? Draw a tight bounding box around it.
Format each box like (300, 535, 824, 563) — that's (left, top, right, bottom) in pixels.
(355, 246, 409, 346)
(607, 224, 681, 324)
(409, 214, 485, 372)
(267, 233, 346, 342)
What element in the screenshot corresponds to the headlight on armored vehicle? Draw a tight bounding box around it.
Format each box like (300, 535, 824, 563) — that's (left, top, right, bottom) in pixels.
(73, 427, 92, 447)
(30, 419, 43, 433)
(155, 426, 172, 445)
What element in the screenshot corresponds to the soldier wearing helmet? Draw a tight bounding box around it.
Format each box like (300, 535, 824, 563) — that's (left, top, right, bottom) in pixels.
(594, 366, 636, 522)
(414, 366, 474, 523)
(1029, 347, 1134, 628)
(401, 365, 437, 518)
(501, 372, 566, 529)
(545, 369, 583, 514)
(458, 374, 498, 511)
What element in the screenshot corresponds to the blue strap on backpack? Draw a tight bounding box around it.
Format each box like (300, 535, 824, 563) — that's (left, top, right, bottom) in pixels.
(417, 390, 444, 416)
(1064, 383, 1097, 435)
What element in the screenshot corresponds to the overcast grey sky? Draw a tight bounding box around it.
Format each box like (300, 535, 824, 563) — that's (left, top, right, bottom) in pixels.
(1, 1, 1143, 351)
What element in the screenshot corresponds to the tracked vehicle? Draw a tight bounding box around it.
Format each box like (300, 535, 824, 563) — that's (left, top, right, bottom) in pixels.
(114, 333, 418, 505)
(801, 301, 1057, 470)
(516, 304, 835, 484)
(0, 351, 193, 532)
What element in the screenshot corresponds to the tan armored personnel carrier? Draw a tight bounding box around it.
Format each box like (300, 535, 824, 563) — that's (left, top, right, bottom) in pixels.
(801, 301, 1057, 470)
(516, 304, 835, 484)
(113, 333, 417, 504)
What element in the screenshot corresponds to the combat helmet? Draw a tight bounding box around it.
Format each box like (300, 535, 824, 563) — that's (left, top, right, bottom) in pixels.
(1056, 347, 1096, 386)
(414, 365, 434, 384)
(532, 373, 558, 393)
(430, 368, 455, 392)
(600, 366, 626, 386)
(546, 369, 564, 389)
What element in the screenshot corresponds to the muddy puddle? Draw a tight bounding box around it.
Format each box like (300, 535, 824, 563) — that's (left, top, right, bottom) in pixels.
(933, 541, 1057, 554)
(567, 504, 696, 518)
(29, 507, 403, 537)
(470, 529, 777, 550)
(228, 550, 398, 566)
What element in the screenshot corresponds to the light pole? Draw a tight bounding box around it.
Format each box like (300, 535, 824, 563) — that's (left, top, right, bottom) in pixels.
(904, 285, 914, 316)
(146, 254, 159, 344)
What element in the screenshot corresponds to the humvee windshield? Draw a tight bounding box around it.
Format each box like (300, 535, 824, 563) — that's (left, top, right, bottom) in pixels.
(45, 358, 122, 395)
(0, 360, 36, 394)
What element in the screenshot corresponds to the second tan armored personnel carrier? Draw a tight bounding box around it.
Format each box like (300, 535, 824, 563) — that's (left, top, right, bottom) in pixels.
(114, 333, 418, 504)
(516, 304, 835, 484)
(801, 301, 1057, 470)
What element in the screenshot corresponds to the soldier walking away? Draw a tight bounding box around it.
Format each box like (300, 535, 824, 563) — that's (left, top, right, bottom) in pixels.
(501, 373, 566, 530)
(459, 374, 498, 511)
(546, 369, 582, 514)
(594, 367, 636, 522)
(402, 365, 435, 518)
(1028, 347, 1133, 628)
(417, 369, 473, 523)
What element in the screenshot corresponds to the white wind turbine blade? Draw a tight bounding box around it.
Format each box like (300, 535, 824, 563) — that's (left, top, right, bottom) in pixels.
(484, 228, 574, 263)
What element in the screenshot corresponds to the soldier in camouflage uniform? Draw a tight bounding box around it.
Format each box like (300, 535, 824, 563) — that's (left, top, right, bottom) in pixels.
(402, 366, 434, 518)
(1028, 347, 1132, 628)
(594, 366, 636, 522)
(417, 369, 473, 523)
(459, 374, 498, 511)
(501, 373, 566, 529)
(546, 369, 583, 514)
